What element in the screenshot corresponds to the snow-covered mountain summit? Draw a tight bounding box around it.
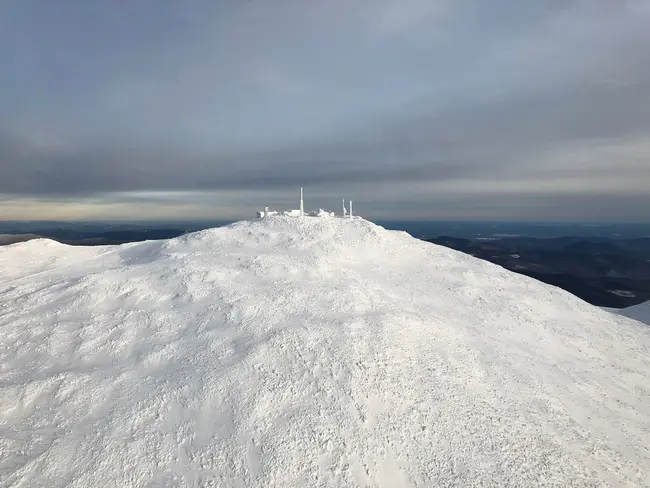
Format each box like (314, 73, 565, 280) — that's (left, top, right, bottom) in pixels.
(614, 300, 650, 326)
(1, 216, 649, 487)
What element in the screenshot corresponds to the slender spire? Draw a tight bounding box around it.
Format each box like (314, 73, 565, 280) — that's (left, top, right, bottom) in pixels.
(342, 198, 347, 217)
(349, 200, 353, 218)
(300, 187, 304, 216)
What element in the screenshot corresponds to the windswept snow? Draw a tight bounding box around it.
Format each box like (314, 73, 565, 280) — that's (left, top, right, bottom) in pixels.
(613, 300, 650, 326)
(1, 216, 649, 487)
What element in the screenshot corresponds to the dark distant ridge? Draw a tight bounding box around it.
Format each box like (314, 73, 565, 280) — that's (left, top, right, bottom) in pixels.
(428, 236, 473, 252)
(562, 240, 623, 255)
(427, 236, 650, 308)
(0, 234, 43, 245)
(0, 229, 188, 247)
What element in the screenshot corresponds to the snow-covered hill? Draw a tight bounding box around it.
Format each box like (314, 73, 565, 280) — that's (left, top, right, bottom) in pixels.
(1, 216, 649, 488)
(613, 300, 650, 326)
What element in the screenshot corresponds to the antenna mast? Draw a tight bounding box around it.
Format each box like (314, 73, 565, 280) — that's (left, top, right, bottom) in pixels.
(300, 187, 304, 216)
(349, 200, 353, 218)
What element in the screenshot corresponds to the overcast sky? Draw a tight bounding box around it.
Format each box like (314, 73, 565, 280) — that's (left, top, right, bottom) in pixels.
(1, 0, 649, 221)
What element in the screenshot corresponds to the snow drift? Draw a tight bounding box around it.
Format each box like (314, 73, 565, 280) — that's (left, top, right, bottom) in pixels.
(1, 216, 649, 488)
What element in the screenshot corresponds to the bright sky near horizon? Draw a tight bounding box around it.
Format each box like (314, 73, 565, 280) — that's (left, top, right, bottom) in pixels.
(1, 0, 649, 221)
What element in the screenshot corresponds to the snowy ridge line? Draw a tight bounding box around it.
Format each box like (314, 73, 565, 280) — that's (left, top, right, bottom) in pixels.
(1, 215, 649, 487)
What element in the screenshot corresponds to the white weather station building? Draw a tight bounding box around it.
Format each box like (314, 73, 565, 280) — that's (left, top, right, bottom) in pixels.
(256, 187, 353, 219)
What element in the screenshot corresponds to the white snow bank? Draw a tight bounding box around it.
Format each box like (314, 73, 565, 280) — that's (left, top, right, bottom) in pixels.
(1, 216, 649, 487)
(612, 300, 650, 325)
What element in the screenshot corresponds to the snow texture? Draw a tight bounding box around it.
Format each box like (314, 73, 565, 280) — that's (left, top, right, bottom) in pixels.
(1, 216, 649, 488)
(614, 301, 650, 326)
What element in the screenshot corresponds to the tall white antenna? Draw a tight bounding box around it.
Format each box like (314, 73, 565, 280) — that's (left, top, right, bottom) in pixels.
(349, 200, 353, 218)
(300, 187, 304, 216)
(342, 198, 347, 217)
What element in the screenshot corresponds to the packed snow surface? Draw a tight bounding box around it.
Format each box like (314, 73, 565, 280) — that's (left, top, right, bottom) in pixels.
(1, 216, 650, 488)
(614, 300, 650, 326)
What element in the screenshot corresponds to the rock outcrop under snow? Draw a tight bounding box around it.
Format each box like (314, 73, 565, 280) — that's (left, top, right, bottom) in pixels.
(1, 216, 649, 487)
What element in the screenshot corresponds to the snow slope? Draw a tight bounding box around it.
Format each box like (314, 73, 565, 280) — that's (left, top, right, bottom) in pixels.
(614, 301, 650, 326)
(1, 216, 649, 488)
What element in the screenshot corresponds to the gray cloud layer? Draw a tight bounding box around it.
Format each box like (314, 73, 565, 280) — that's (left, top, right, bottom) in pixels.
(1, 0, 649, 219)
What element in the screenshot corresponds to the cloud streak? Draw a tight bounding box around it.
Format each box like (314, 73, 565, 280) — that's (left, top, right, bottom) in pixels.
(1, 0, 649, 220)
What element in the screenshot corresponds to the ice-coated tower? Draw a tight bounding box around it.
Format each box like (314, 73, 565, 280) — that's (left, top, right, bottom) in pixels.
(300, 187, 304, 216)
